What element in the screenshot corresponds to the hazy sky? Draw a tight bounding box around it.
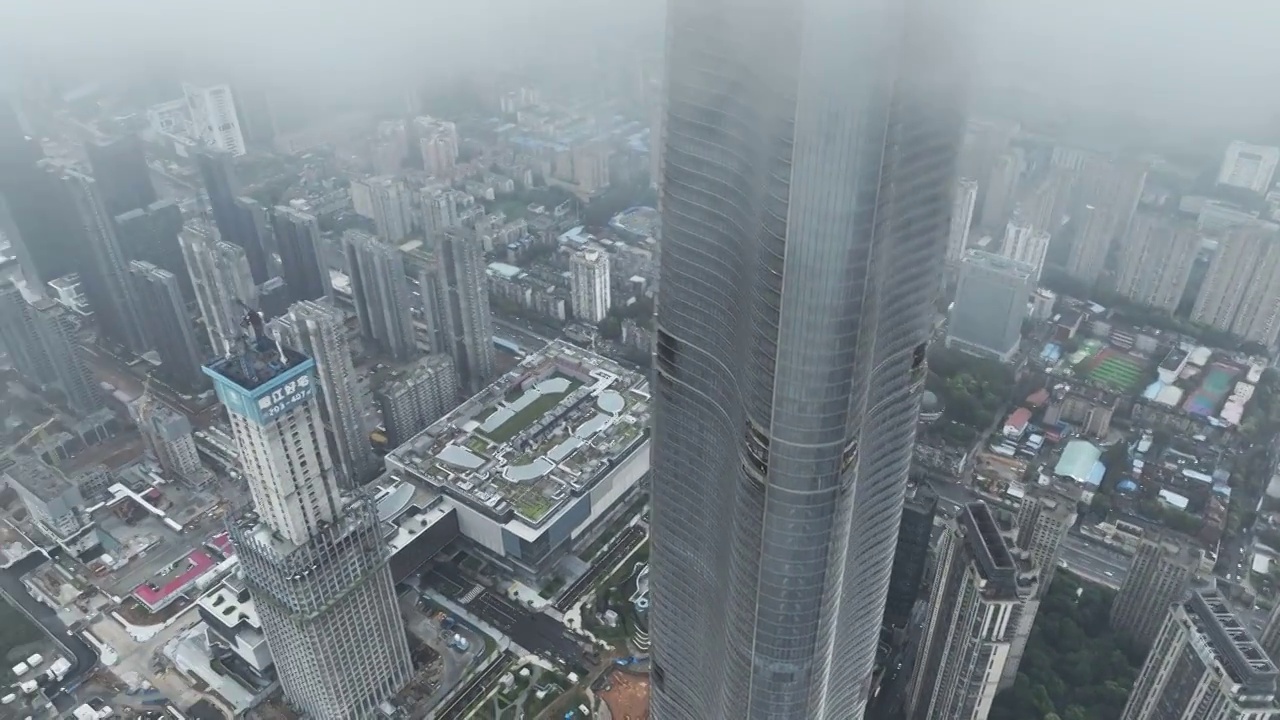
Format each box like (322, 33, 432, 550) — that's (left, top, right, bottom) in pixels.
(0, 0, 1277, 135)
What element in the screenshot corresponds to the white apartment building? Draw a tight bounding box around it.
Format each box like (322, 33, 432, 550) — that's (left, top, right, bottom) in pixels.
(415, 116, 459, 178)
(999, 217, 1050, 282)
(350, 176, 412, 242)
(183, 84, 246, 157)
(571, 248, 611, 323)
(946, 178, 978, 266)
(1218, 141, 1280, 195)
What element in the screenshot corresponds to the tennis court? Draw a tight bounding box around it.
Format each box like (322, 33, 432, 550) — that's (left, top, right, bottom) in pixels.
(1183, 363, 1239, 417)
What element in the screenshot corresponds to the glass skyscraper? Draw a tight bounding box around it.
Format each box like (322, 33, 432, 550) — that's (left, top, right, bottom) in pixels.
(647, 0, 969, 717)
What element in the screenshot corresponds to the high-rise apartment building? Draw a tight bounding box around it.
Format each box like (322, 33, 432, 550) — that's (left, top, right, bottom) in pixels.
(51, 163, 150, 355)
(436, 228, 494, 394)
(946, 178, 978, 267)
(570, 248, 611, 323)
(273, 300, 377, 488)
(230, 197, 275, 285)
(883, 483, 937, 629)
(1114, 213, 1201, 313)
(1001, 484, 1078, 688)
(183, 83, 246, 157)
(414, 116, 459, 178)
(373, 354, 459, 449)
(946, 250, 1034, 362)
(86, 134, 157, 217)
(1064, 156, 1147, 286)
(204, 332, 412, 718)
(958, 118, 1018, 212)
(401, 247, 448, 355)
(1218, 141, 1280, 195)
(1121, 591, 1280, 720)
(1016, 166, 1075, 237)
(999, 216, 1050, 282)
(272, 206, 331, 303)
(648, 0, 968, 714)
(181, 228, 259, 356)
(350, 176, 412, 242)
(128, 261, 206, 392)
(1111, 535, 1201, 648)
(343, 230, 416, 361)
(193, 148, 271, 284)
(906, 502, 1040, 720)
(0, 284, 104, 415)
(1260, 601, 1280, 664)
(131, 400, 209, 484)
(115, 200, 191, 300)
(980, 150, 1023, 230)
(0, 101, 82, 287)
(1193, 225, 1280, 348)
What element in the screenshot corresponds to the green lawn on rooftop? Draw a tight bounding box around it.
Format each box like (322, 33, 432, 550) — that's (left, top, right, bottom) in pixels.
(482, 380, 581, 444)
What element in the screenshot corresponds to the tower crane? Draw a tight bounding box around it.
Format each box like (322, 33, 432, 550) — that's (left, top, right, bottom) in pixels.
(0, 417, 58, 467)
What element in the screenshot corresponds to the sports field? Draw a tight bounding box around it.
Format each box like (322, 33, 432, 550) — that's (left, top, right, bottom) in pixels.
(1183, 363, 1239, 417)
(1071, 343, 1147, 391)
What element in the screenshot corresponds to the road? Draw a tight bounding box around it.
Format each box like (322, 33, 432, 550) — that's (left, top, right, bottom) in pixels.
(433, 650, 515, 720)
(422, 564, 587, 668)
(555, 525, 645, 612)
(1059, 534, 1128, 589)
(491, 317, 555, 354)
(0, 553, 99, 710)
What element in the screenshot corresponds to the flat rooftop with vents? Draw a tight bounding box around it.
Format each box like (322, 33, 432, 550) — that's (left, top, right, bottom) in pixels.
(385, 340, 650, 579)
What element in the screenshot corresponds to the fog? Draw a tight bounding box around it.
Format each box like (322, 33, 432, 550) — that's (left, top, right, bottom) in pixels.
(0, 0, 1277, 135)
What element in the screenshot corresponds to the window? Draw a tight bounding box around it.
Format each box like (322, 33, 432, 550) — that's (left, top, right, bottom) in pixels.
(656, 330, 680, 374)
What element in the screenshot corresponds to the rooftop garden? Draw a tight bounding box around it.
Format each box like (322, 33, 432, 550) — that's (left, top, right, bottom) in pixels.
(482, 377, 582, 444)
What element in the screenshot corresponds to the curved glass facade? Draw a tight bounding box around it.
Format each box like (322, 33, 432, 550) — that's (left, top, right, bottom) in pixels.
(648, 0, 968, 717)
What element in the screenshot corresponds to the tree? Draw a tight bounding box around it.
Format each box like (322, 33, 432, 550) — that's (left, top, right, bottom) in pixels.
(987, 575, 1139, 720)
(598, 317, 622, 341)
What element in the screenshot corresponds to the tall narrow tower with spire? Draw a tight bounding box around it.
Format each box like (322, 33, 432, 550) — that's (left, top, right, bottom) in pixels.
(203, 316, 411, 719)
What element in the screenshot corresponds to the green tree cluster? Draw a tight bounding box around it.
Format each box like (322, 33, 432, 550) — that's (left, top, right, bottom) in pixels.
(988, 575, 1143, 720)
(925, 347, 1015, 431)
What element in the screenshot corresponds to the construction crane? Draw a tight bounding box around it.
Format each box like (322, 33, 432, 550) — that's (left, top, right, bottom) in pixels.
(134, 372, 157, 429)
(0, 417, 58, 468)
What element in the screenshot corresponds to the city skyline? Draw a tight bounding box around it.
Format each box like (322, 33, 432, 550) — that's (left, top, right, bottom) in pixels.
(4, 4, 1280, 719)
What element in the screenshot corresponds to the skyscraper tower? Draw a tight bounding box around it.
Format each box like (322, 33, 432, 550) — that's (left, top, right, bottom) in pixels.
(128, 261, 206, 392)
(203, 329, 411, 719)
(343, 230, 416, 361)
(181, 228, 259, 356)
(1000, 484, 1078, 688)
(85, 134, 157, 217)
(436, 228, 494, 394)
(945, 177, 978, 268)
(1112, 212, 1199, 313)
(273, 300, 377, 487)
(570, 248, 611, 324)
(1122, 591, 1280, 720)
(906, 502, 1039, 720)
(115, 200, 191, 300)
(1111, 534, 1201, 649)
(193, 148, 271, 284)
(230, 196, 274, 285)
(883, 482, 937, 629)
(0, 283, 104, 415)
(50, 163, 150, 355)
(1260, 600, 1280, 665)
(647, 0, 969, 714)
(272, 206, 331, 303)
(0, 97, 79, 287)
